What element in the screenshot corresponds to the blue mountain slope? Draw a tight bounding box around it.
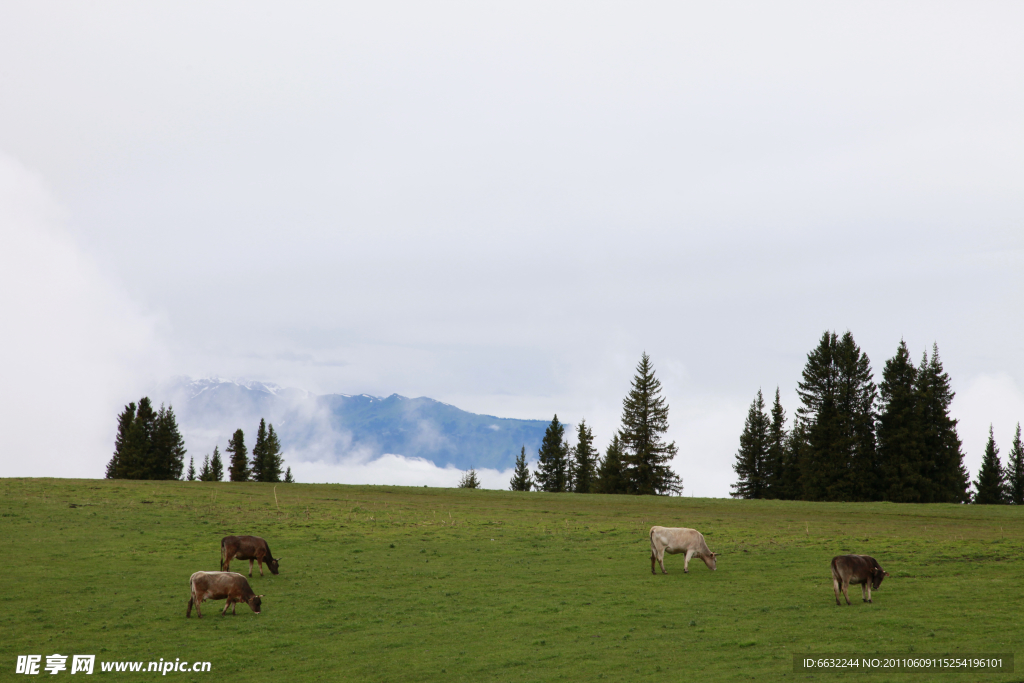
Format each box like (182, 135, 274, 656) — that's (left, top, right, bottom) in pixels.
(168, 378, 550, 471)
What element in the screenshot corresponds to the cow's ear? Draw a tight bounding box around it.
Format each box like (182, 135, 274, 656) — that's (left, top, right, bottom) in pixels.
(256, 594, 264, 598)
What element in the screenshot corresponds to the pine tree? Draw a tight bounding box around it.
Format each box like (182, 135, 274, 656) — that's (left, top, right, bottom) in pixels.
(226, 429, 249, 482)
(250, 419, 268, 482)
(571, 420, 598, 493)
(263, 424, 284, 482)
(595, 433, 628, 494)
(458, 469, 480, 489)
(782, 420, 808, 500)
(150, 404, 187, 480)
(764, 388, 788, 499)
(210, 446, 224, 482)
(509, 446, 533, 491)
(199, 454, 213, 481)
(534, 415, 570, 492)
(796, 331, 876, 501)
(877, 341, 926, 502)
(974, 426, 1006, 504)
(120, 397, 156, 479)
(284, 467, 294, 484)
(619, 353, 682, 496)
(917, 344, 970, 503)
(731, 389, 769, 499)
(1006, 423, 1024, 505)
(106, 402, 137, 479)
(186, 456, 196, 481)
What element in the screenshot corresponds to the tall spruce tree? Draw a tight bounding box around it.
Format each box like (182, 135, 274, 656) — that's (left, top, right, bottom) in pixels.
(782, 420, 808, 500)
(1007, 424, 1024, 505)
(571, 419, 598, 493)
(106, 401, 137, 479)
(150, 404, 187, 480)
(619, 353, 682, 495)
(250, 419, 268, 482)
(263, 424, 284, 482)
(877, 341, 927, 502)
(974, 426, 1007, 504)
(534, 415, 570, 492)
(764, 388, 788, 499)
(731, 389, 769, 498)
(123, 397, 156, 479)
(226, 429, 249, 482)
(796, 331, 876, 502)
(595, 433, 628, 494)
(186, 456, 196, 481)
(917, 344, 970, 503)
(509, 446, 533, 491)
(210, 446, 224, 482)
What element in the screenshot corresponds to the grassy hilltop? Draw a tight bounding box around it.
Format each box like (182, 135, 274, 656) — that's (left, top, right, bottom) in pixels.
(2, 478, 1022, 682)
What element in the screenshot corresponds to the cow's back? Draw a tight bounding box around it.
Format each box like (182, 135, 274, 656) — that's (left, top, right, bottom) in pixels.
(651, 526, 705, 552)
(831, 555, 872, 584)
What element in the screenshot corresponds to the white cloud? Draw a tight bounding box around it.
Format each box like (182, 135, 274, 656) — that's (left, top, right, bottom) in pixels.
(0, 152, 164, 477)
(290, 454, 514, 490)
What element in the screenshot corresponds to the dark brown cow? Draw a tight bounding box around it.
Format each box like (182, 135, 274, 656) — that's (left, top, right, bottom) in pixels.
(186, 571, 263, 618)
(221, 536, 280, 577)
(831, 555, 889, 605)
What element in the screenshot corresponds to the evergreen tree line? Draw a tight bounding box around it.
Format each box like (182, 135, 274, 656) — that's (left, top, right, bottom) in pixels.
(105, 398, 187, 480)
(509, 353, 683, 496)
(196, 419, 293, 483)
(732, 332, 978, 503)
(972, 424, 1024, 505)
(107, 400, 291, 483)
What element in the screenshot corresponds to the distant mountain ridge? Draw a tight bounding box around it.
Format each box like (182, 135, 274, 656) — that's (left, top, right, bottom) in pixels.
(166, 377, 551, 471)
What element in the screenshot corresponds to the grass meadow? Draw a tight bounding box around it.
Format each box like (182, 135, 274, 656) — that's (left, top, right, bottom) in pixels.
(2, 478, 1022, 682)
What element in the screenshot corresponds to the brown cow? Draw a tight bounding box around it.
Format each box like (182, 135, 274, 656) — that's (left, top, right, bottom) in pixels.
(650, 526, 718, 574)
(186, 571, 263, 618)
(831, 555, 889, 605)
(220, 536, 280, 577)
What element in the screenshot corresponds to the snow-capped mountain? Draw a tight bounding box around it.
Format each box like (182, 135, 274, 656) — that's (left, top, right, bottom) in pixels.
(163, 377, 550, 472)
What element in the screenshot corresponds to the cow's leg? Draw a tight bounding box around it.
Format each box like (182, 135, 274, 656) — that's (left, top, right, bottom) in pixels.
(651, 548, 657, 575)
(258, 557, 264, 577)
(833, 578, 841, 605)
(186, 597, 193, 618)
(658, 548, 667, 574)
(865, 583, 872, 603)
(861, 583, 868, 602)
(249, 559, 254, 577)
(841, 581, 851, 606)
(195, 598, 203, 619)
(222, 599, 233, 616)
(684, 549, 694, 573)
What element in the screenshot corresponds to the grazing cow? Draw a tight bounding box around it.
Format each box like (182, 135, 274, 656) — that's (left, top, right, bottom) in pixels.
(831, 555, 889, 605)
(649, 526, 718, 574)
(186, 571, 263, 618)
(221, 536, 280, 577)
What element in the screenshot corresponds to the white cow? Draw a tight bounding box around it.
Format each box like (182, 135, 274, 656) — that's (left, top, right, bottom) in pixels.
(649, 526, 717, 574)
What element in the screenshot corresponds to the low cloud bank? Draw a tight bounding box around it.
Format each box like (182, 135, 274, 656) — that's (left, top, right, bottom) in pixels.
(290, 453, 515, 490)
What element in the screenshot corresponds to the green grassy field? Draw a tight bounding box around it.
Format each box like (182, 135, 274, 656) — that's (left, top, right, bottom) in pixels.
(2, 478, 1022, 682)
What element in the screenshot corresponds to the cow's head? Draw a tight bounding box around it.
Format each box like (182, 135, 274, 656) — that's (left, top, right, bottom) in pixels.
(701, 552, 718, 571)
(871, 567, 889, 590)
(268, 557, 281, 575)
(247, 594, 264, 614)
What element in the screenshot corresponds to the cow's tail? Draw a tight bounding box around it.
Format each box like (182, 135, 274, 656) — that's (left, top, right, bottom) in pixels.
(830, 556, 839, 580)
(220, 538, 227, 570)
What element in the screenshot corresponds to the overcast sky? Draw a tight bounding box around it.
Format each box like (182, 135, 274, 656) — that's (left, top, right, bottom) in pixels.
(2, 2, 1022, 495)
